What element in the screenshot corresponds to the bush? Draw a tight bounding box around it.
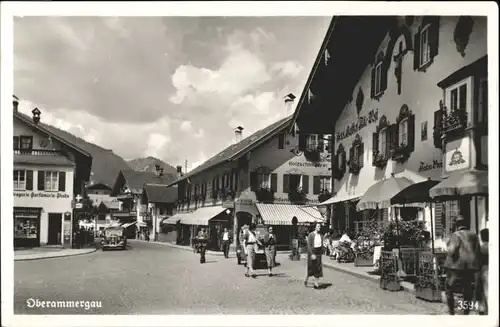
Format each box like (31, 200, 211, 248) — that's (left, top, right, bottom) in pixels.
(381, 220, 428, 250)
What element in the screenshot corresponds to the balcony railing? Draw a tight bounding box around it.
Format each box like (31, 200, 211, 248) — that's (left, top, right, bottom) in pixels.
(441, 108, 468, 135)
(14, 149, 66, 156)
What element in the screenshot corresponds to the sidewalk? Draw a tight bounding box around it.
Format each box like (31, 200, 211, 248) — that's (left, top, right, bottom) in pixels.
(14, 248, 97, 261)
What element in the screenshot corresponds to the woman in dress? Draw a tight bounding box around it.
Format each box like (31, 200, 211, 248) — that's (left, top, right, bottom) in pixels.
(304, 223, 324, 289)
(264, 226, 277, 277)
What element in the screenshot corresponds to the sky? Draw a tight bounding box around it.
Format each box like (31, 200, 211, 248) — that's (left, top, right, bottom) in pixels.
(14, 16, 330, 171)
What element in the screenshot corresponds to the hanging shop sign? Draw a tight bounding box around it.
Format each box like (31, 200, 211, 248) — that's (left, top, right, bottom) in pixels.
(335, 109, 379, 142)
(445, 136, 471, 173)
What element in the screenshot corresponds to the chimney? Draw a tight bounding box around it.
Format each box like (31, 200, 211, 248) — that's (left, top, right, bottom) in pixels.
(176, 165, 183, 179)
(234, 126, 244, 144)
(32, 108, 41, 124)
(154, 164, 160, 176)
(159, 168, 164, 176)
(13, 95, 19, 112)
(284, 93, 296, 116)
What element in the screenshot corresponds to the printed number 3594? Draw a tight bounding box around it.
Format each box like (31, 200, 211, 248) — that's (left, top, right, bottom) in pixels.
(457, 301, 479, 311)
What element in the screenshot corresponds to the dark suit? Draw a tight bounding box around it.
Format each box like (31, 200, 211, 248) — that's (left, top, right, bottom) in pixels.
(307, 232, 323, 278)
(221, 232, 231, 258)
(444, 227, 482, 315)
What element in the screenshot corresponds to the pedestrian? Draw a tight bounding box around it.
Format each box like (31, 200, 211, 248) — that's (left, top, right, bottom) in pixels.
(221, 228, 231, 259)
(443, 215, 482, 315)
(263, 226, 277, 277)
(304, 223, 324, 289)
(145, 230, 150, 242)
(478, 228, 489, 315)
(196, 228, 208, 264)
(243, 223, 261, 278)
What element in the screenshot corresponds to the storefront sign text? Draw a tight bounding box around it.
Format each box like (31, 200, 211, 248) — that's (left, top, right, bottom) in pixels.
(336, 109, 379, 141)
(289, 161, 328, 168)
(14, 191, 70, 199)
(418, 160, 443, 172)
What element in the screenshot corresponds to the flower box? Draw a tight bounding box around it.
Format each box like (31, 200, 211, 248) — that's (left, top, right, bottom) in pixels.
(348, 159, 361, 175)
(372, 151, 389, 169)
(354, 253, 374, 267)
(379, 273, 401, 291)
(391, 143, 411, 163)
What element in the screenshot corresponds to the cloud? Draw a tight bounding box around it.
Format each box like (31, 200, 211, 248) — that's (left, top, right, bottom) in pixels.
(271, 61, 304, 78)
(179, 120, 193, 132)
(145, 133, 171, 159)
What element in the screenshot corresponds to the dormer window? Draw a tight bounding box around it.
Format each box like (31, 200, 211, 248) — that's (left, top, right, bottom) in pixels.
(419, 24, 431, 67)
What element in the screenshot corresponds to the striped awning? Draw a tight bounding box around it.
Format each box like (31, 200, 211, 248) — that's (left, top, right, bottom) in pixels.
(162, 213, 189, 225)
(255, 203, 325, 226)
(180, 206, 227, 226)
(318, 193, 361, 206)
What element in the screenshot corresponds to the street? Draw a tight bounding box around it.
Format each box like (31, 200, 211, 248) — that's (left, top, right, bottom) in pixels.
(14, 241, 448, 315)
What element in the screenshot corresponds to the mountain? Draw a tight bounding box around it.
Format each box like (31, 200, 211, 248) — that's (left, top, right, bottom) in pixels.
(127, 156, 178, 176)
(17, 112, 132, 187)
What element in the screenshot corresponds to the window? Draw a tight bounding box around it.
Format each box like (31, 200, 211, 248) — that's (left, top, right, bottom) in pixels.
(14, 170, 26, 190)
(319, 177, 331, 192)
(45, 171, 59, 192)
(13, 136, 20, 150)
(444, 200, 460, 237)
(421, 121, 428, 141)
(338, 151, 344, 170)
(20, 136, 33, 150)
(289, 174, 302, 191)
(278, 133, 285, 149)
(305, 134, 318, 151)
(399, 119, 408, 146)
(374, 62, 383, 95)
(449, 84, 467, 111)
(419, 25, 430, 67)
(379, 128, 388, 156)
(258, 173, 270, 189)
(354, 144, 363, 164)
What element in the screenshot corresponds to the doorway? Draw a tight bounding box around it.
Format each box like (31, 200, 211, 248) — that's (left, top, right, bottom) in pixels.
(48, 213, 62, 245)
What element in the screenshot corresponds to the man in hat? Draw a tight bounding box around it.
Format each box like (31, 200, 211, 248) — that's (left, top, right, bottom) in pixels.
(444, 214, 482, 315)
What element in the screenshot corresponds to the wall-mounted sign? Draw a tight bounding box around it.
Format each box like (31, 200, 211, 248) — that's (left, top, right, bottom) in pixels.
(336, 109, 379, 142)
(14, 192, 70, 199)
(445, 136, 471, 173)
(289, 161, 329, 168)
(418, 160, 443, 172)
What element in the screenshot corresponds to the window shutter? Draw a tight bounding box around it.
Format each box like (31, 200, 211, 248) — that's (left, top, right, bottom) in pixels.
(13, 136, 19, 150)
(372, 132, 379, 165)
(282, 174, 290, 193)
(433, 110, 443, 149)
(408, 114, 416, 153)
(318, 134, 324, 151)
(385, 129, 392, 156)
(413, 29, 421, 70)
(26, 170, 33, 191)
(370, 67, 376, 98)
(302, 175, 309, 194)
(434, 203, 444, 237)
(250, 172, 258, 191)
(359, 142, 364, 167)
(298, 134, 307, 151)
(348, 146, 354, 164)
(313, 176, 321, 194)
(380, 61, 388, 93)
(390, 124, 399, 157)
(58, 172, 66, 191)
(37, 171, 45, 191)
(429, 19, 440, 59)
(270, 173, 278, 193)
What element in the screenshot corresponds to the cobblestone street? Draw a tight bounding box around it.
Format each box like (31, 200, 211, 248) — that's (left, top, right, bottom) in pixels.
(14, 241, 448, 315)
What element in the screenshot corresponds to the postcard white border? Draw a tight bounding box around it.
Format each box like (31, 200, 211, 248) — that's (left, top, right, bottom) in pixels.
(1, 2, 498, 327)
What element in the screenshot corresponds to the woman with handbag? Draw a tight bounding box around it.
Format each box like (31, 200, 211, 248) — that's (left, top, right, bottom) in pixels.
(264, 226, 277, 277)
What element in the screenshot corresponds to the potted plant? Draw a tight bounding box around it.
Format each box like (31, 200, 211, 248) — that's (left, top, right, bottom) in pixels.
(392, 142, 412, 163)
(255, 187, 275, 203)
(317, 190, 332, 204)
(288, 188, 307, 204)
(353, 219, 383, 267)
(348, 157, 361, 175)
(373, 150, 389, 169)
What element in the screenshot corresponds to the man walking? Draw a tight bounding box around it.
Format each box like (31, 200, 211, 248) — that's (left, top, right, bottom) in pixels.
(444, 215, 482, 315)
(222, 228, 231, 259)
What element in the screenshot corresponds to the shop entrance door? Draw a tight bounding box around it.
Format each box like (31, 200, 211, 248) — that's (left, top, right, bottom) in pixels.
(48, 213, 62, 245)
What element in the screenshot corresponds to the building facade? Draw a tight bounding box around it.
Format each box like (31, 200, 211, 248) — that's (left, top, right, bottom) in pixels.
(290, 16, 488, 244)
(13, 96, 93, 248)
(169, 99, 330, 250)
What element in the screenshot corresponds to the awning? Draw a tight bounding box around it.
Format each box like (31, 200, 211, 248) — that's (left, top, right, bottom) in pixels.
(180, 206, 227, 226)
(390, 178, 440, 207)
(255, 203, 325, 226)
(162, 213, 189, 225)
(430, 169, 488, 198)
(357, 175, 414, 211)
(318, 193, 361, 206)
(122, 221, 137, 228)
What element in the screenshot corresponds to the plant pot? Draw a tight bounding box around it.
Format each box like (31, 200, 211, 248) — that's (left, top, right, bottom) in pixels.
(379, 274, 401, 292)
(354, 254, 374, 267)
(415, 285, 443, 302)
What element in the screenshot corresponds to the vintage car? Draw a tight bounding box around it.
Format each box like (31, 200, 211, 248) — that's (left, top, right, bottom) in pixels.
(236, 224, 267, 269)
(101, 226, 127, 251)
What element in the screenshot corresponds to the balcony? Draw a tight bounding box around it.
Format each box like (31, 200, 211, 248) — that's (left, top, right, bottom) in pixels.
(441, 108, 468, 137)
(14, 149, 66, 156)
(254, 187, 275, 203)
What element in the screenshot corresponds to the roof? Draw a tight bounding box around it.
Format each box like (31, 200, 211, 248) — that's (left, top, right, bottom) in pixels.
(143, 184, 177, 204)
(14, 154, 76, 167)
(170, 116, 292, 186)
(101, 200, 121, 210)
(14, 111, 91, 158)
(255, 203, 325, 225)
(86, 182, 112, 191)
(117, 170, 177, 194)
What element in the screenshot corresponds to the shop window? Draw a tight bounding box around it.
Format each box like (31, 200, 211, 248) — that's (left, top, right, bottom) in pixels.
(14, 217, 38, 240)
(14, 170, 26, 190)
